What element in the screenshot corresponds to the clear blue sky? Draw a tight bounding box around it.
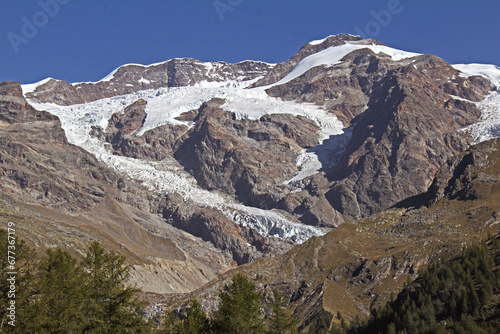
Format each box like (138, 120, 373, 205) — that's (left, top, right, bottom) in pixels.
(1, 0, 498, 84)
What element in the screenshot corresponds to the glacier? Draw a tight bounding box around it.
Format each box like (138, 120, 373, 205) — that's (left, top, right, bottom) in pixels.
(24, 78, 338, 243)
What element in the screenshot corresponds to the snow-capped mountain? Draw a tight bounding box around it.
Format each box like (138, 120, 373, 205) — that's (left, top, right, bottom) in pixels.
(5, 33, 500, 293)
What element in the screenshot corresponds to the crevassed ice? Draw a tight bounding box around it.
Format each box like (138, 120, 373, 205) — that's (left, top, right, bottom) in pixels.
(453, 64, 500, 143)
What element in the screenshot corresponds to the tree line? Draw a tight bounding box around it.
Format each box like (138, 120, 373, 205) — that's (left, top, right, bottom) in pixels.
(5, 228, 497, 333)
(338, 235, 500, 334)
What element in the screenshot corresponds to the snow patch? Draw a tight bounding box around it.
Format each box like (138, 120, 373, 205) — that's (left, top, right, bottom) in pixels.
(452, 64, 500, 87)
(223, 205, 324, 243)
(308, 34, 361, 46)
(218, 85, 346, 184)
(309, 36, 333, 46)
(463, 91, 500, 143)
(100, 68, 119, 82)
(138, 77, 151, 85)
(271, 43, 420, 87)
(21, 78, 54, 94)
(448, 94, 473, 102)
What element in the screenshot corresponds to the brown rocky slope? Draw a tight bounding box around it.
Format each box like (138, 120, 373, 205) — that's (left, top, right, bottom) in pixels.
(262, 38, 493, 224)
(165, 137, 500, 329)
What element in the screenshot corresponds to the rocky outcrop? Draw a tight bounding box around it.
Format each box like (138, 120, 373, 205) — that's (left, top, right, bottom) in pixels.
(0, 81, 61, 125)
(161, 193, 292, 265)
(424, 137, 500, 205)
(0, 81, 117, 209)
(324, 55, 491, 219)
(93, 98, 188, 160)
(173, 99, 320, 209)
(26, 59, 274, 105)
(254, 39, 493, 222)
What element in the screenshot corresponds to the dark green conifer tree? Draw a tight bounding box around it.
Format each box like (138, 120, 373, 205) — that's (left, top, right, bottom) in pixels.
(0, 229, 38, 333)
(29, 248, 88, 333)
(81, 241, 150, 333)
(163, 310, 184, 334)
(267, 289, 297, 334)
(211, 273, 265, 334)
(184, 299, 209, 334)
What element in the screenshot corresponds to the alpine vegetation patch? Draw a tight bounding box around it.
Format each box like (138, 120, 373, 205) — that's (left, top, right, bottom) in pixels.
(353, 0, 405, 39)
(7, 0, 71, 54)
(213, 0, 244, 22)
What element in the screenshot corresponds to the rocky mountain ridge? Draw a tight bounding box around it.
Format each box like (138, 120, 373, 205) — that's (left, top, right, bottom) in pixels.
(23, 58, 274, 106)
(251, 34, 384, 88)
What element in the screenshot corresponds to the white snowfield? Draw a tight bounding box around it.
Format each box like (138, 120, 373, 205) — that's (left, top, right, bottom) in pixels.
(452, 64, 500, 84)
(21, 39, 500, 243)
(452, 64, 500, 143)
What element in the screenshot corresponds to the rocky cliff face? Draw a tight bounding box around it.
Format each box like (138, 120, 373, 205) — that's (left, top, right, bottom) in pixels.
(174, 98, 318, 209)
(161, 192, 291, 265)
(261, 43, 492, 221)
(0, 81, 114, 209)
(93, 98, 189, 161)
(424, 137, 500, 205)
(252, 34, 384, 88)
(325, 54, 491, 218)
